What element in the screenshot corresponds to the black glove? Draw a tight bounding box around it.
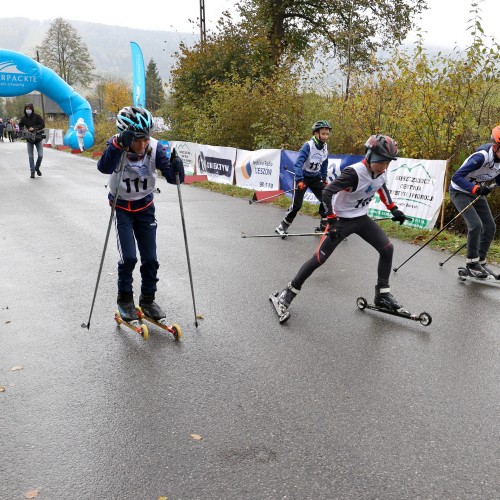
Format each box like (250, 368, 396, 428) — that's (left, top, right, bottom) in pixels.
(327, 217, 342, 241)
(391, 207, 406, 225)
(475, 185, 492, 196)
(116, 130, 135, 149)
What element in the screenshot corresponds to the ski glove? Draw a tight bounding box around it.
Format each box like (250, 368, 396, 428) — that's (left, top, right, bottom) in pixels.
(327, 217, 342, 241)
(322, 178, 328, 188)
(475, 185, 492, 196)
(297, 181, 306, 191)
(117, 130, 135, 149)
(390, 207, 407, 225)
(170, 148, 182, 174)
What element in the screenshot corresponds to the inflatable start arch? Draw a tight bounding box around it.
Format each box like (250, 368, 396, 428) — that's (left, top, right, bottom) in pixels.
(0, 49, 94, 149)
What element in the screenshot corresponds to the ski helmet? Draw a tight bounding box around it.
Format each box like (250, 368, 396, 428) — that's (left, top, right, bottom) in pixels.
(491, 126, 500, 145)
(116, 106, 152, 137)
(364, 134, 398, 163)
(312, 120, 332, 133)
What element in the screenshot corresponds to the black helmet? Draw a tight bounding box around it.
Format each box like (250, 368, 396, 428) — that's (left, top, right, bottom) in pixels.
(116, 106, 152, 137)
(364, 134, 398, 163)
(312, 120, 332, 133)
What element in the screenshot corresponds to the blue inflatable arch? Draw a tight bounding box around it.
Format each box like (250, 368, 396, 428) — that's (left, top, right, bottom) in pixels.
(0, 49, 94, 149)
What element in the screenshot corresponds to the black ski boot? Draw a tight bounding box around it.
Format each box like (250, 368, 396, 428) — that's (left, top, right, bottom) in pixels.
(275, 219, 291, 237)
(278, 282, 299, 312)
(139, 294, 166, 321)
(117, 292, 138, 322)
(466, 259, 488, 279)
(374, 286, 403, 312)
(314, 218, 328, 233)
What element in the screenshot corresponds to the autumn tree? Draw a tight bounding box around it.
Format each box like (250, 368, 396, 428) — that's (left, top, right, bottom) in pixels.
(103, 79, 132, 114)
(145, 59, 165, 112)
(36, 18, 94, 88)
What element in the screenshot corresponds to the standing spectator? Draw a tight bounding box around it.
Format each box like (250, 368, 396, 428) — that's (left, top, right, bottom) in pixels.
(19, 104, 45, 178)
(13, 121, 20, 140)
(0, 119, 5, 142)
(6, 120, 14, 142)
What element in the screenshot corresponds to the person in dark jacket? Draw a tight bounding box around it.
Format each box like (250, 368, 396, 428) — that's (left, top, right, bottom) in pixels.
(97, 106, 185, 323)
(19, 103, 45, 178)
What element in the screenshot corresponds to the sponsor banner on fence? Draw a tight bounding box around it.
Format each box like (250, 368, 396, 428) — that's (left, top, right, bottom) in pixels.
(197, 144, 237, 184)
(280, 150, 364, 204)
(234, 149, 281, 190)
(170, 141, 197, 176)
(368, 158, 447, 229)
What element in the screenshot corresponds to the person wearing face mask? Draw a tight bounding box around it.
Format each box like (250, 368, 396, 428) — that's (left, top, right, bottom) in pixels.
(97, 106, 185, 325)
(275, 120, 333, 237)
(19, 103, 45, 178)
(274, 134, 409, 319)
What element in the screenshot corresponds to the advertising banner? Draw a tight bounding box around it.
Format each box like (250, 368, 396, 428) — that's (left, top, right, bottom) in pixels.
(368, 158, 447, 229)
(197, 144, 237, 185)
(234, 149, 281, 190)
(170, 141, 197, 176)
(130, 42, 146, 108)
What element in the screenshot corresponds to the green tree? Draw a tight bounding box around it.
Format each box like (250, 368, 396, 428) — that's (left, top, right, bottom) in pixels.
(145, 58, 165, 112)
(236, 0, 428, 70)
(36, 18, 95, 88)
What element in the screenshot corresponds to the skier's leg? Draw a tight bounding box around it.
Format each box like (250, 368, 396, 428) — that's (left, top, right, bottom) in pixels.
(277, 180, 306, 232)
(114, 209, 138, 295)
(133, 205, 160, 297)
(474, 199, 496, 263)
(308, 179, 328, 231)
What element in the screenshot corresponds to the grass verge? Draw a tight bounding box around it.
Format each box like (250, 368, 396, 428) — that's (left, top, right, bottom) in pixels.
(190, 181, 500, 265)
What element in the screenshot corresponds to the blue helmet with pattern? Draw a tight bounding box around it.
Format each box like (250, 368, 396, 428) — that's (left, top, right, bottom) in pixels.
(116, 106, 152, 137)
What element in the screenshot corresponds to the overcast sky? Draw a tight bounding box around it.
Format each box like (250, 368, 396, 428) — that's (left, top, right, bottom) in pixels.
(0, 0, 497, 48)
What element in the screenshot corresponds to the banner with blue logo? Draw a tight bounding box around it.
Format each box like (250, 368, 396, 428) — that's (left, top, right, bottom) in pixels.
(234, 149, 281, 190)
(130, 42, 146, 108)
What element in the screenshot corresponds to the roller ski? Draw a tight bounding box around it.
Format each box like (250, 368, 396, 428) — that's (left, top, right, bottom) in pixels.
(115, 294, 149, 340)
(458, 262, 500, 287)
(269, 283, 299, 324)
(136, 295, 182, 340)
(356, 286, 432, 326)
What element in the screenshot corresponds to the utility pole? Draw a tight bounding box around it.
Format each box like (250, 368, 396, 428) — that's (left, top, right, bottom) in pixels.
(200, 0, 206, 45)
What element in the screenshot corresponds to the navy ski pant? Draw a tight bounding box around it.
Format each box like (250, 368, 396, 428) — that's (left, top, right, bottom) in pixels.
(114, 204, 159, 295)
(284, 176, 326, 223)
(291, 215, 394, 289)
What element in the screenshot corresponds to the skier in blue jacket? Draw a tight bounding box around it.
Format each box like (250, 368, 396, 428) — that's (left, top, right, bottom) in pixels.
(275, 120, 332, 236)
(97, 106, 185, 322)
(449, 125, 500, 279)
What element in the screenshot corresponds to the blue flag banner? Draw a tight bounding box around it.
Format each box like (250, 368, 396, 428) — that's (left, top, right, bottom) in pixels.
(130, 41, 146, 108)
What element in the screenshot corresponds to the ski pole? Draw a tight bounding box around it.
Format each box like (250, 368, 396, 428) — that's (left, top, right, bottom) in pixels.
(242, 232, 323, 238)
(82, 149, 127, 329)
(249, 187, 297, 205)
(175, 166, 199, 328)
(439, 211, 500, 267)
(393, 191, 490, 273)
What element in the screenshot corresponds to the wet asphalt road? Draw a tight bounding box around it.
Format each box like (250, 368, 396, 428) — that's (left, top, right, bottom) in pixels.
(0, 141, 499, 500)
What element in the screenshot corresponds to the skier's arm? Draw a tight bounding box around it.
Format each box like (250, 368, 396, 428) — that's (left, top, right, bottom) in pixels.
(320, 156, 328, 182)
(451, 153, 486, 193)
(97, 137, 123, 174)
(378, 183, 396, 210)
(156, 145, 185, 184)
(322, 167, 359, 216)
(294, 143, 310, 181)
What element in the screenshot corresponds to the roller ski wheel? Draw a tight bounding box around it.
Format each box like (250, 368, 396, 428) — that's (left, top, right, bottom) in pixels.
(457, 267, 500, 287)
(136, 307, 183, 340)
(114, 310, 149, 340)
(355, 297, 432, 327)
(269, 291, 291, 324)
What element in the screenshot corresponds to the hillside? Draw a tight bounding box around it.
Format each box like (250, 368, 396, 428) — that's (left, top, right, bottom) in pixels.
(0, 17, 198, 83)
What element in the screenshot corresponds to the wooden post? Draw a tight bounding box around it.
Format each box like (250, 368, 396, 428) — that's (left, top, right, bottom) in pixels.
(440, 158, 451, 230)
